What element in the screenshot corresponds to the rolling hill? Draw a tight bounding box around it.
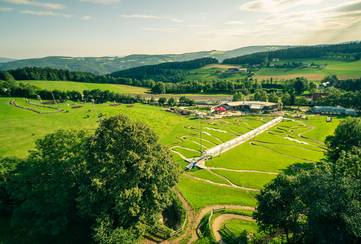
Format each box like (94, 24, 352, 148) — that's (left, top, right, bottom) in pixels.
(0, 57, 16, 63)
(0, 46, 290, 74)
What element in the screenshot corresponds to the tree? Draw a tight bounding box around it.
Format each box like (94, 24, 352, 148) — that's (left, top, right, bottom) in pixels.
(295, 96, 309, 106)
(0, 157, 20, 216)
(158, 97, 167, 106)
(268, 92, 279, 103)
(0, 71, 15, 81)
(179, 96, 194, 106)
(293, 78, 308, 95)
(326, 118, 361, 161)
(254, 172, 306, 242)
(151, 83, 166, 94)
(232, 92, 244, 101)
(254, 89, 268, 102)
(7, 130, 89, 242)
(281, 92, 292, 106)
(77, 116, 179, 240)
(301, 149, 361, 243)
(309, 81, 318, 93)
(167, 97, 176, 107)
(255, 118, 361, 243)
(3, 115, 179, 243)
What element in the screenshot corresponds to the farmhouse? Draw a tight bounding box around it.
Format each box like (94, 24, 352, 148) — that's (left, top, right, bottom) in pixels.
(311, 106, 357, 116)
(213, 101, 280, 114)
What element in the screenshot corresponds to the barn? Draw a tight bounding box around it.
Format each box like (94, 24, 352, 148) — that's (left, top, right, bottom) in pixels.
(213, 101, 280, 114)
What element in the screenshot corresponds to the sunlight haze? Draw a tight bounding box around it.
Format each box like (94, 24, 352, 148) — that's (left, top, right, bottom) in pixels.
(0, 0, 360, 58)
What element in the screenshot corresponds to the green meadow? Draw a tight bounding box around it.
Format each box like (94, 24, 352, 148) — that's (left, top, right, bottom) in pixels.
(0, 97, 340, 212)
(18, 80, 232, 101)
(219, 219, 258, 241)
(19, 80, 150, 94)
(255, 59, 361, 80)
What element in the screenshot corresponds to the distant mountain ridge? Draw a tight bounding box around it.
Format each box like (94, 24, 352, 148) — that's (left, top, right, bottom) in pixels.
(0, 57, 16, 63)
(0, 46, 290, 74)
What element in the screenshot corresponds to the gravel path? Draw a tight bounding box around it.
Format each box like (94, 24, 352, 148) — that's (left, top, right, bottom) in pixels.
(212, 214, 255, 243)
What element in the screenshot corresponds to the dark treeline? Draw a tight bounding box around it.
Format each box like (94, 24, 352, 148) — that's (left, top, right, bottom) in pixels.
(0, 80, 141, 104)
(223, 42, 361, 65)
(110, 58, 218, 82)
(1, 66, 361, 109)
(316, 89, 361, 110)
(0, 66, 286, 95)
(151, 77, 309, 95)
(0, 80, 197, 106)
(0, 66, 97, 82)
(329, 77, 361, 91)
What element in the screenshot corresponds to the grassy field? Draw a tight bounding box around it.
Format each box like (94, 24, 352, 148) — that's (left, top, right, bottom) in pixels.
(19, 80, 232, 101)
(0, 97, 265, 210)
(185, 64, 247, 81)
(255, 59, 361, 80)
(178, 59, 361, 82)
(19, 80, 150, 94)
(0, 97, 341, 213)
(219, 219, 258, 242)
(178, 115, 340, 210)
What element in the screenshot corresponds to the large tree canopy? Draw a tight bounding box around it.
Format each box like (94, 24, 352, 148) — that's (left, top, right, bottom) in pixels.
(7, 130, 89, 243)
(326, 118, 361, 161)
(1, 115, 179, 243)
(255, 118, 361, 243)
(78, 115, 179, 239)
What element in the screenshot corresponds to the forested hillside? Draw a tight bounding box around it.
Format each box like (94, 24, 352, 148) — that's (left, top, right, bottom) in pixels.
(223, 42, 361, 65)
(0, 46, 289, 74)
(111, 58, 218, 82)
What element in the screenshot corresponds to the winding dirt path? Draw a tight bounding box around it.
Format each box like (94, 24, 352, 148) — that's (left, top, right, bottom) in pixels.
(191, 205, 255, 244)
(163, 199, 256, 244)
(212, 214, 255, 243)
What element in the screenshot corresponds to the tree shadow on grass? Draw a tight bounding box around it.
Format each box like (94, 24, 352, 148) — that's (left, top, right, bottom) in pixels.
(282, 162, 314, 176)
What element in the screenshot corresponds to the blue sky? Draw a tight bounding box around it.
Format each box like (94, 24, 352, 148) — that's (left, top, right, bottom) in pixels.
(1, 0, 361, 58)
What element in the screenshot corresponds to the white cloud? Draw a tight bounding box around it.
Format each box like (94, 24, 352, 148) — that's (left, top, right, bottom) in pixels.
(0, 7, 12, 12)
(240, 0, 324, 12)
(143, 27, 180, 33)
(81, 15, 92, 20)
(80, 0, 121, 5)
(21, 9, 71, 17)
(121, 14, 183, 23)
(3, 0, 65, 10)
(224, 20, 244, 25)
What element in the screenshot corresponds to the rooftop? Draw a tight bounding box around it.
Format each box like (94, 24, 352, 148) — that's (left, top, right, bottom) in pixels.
(224, 101, 277, 107)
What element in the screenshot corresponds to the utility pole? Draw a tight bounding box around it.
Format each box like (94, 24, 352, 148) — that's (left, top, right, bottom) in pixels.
(199, 113, 203, 157)
(51, 92, 57, 104)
